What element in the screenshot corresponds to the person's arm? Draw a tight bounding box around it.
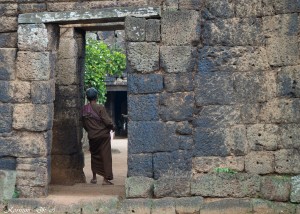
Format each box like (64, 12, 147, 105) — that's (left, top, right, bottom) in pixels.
(99, 106, 115, 130)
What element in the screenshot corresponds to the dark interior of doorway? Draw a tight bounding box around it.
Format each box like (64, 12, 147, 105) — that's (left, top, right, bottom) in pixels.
(105, 91, 127, 137)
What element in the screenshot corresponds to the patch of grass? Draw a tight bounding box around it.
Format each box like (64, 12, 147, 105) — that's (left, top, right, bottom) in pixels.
(214, 167, 237, 174)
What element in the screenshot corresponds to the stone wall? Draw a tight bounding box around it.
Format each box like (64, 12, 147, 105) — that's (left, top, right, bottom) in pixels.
(0, 0, 300, 210)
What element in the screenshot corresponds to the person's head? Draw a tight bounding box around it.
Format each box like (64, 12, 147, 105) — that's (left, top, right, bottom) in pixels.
(86, 87, 98, 102)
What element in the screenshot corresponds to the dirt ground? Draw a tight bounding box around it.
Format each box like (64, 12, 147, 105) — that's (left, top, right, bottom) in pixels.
(46, 138, 128, 205)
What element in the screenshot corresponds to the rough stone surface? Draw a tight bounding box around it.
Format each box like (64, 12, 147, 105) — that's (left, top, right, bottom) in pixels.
(152, 198, 176, 214)
(153, 151, 192, 179)
(57, 38, 78, 60)
(278, 66, 300, 98)
(159, 92, 194, 121)
(191, 173, 261, 198)
(146, 19, 160, 42)
(204, 0, 235, 19)
(0, 48, 16, 80)
(164, 73, 194, 92)
(260, 176, 291, 202)
(275, 149, 300, 174)
(201, 199, 252, 214)
(235, 0, 275, 17)
(0, 81, 13, 102)
(247, 124, 279, 151)
(0, 170, 16, 201)
(176, 121, 193, 135)
(161, 11, 200, 46)
(127, 154, 153, 178)
(154, 177, 190, 198)
(0, 157, 16, 170)
(16, 51, 51, 81)
(193, 156, 245, 174)
(291, 175, 300, 203)
(0, 17, 17, 33)
(279, 124, 300, 149)
(125, 176, 154, 198)
(175, 196, 203, 214)
(198, 46, 270, 73)
(245, 151, 274, 174)
(0, 104, 12, 133)
(31, 80, 55, 104)
(13, 104, 54, 131)
(56, 58, 79, 85)
(120, 199, 152, 214)
(252, 199, 296, 214)
(18, 24, 48, 51)
(0, 33, 17, 48)
(128, 74, 163, 94)
(125, 17, 146, 42)
(11, 81, 31, 103)
(160, 46, 195, 73)
(127, 42, 159, 73)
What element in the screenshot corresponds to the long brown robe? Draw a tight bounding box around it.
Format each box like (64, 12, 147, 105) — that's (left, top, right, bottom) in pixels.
(82, 103, 114, 180)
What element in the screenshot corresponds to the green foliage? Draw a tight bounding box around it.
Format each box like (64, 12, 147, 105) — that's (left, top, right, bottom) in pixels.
(12, 188, 20, 198)
(214, 167, 237, 174)
(84, 39, 126, 104)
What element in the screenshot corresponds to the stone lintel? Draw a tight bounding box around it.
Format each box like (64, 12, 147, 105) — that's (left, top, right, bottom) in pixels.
(18, 7, 161, 24)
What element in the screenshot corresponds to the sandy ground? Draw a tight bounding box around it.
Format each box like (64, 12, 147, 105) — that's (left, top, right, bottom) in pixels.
(46, 138, 128, 205)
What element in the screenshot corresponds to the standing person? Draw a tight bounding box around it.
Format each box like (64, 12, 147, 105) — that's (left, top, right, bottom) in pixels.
(82, 87, 115, 185)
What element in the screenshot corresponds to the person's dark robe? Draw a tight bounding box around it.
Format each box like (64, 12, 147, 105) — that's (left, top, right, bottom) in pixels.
(82, 103, 114, 180)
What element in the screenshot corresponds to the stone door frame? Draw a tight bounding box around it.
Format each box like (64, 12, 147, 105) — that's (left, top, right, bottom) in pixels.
(17, 6, 161, 196)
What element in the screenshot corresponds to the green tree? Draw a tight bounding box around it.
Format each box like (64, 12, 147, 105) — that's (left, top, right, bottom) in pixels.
(84, 38, 126, 104)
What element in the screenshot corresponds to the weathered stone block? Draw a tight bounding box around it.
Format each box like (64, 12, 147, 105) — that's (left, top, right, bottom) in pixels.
(13, 104, 54, 131)
(203, 18, 264, 46)
(146, 19, 160, 42)
(0, 33, 17, 48)
(120, 199, 152, 214)
(273, 0, 300, 13)
(179, 0, 203, 10)
(278, 66, 300, 98)
(240, 103, 261, 124)
(58, 38, 78, 60)
(56, 58, 79, 85)
(0, 3, 17, 16)
(125, 176, 154, 198)
(159, 92, 194, 121)
(18, 186, 47, 198)
(128, 74, 163, 94)
(176, 121, 193, 135)
(0, 170, 16, 201)
(154, 177, 190, 198)
(0, 81, 13, 102)
(127, 42, 159, 73)
(175, 196, 204, 214)
(234, 71, 277, 103)
(198, 46, 270, 73)
(16, 166, 49, 187)
(226, 125, 249, 156)
(247, 124, 279, 151)
(160, 46, 195, 73)
(18, 24, 48, 52)
(18, 3, 46, 14)
(266, 36, 300, 66)
(245, 151, 274, 174)
(204, 0, 235, 19)
(252, 199, 296, 214)
(201, 199, 252, 214)
(235, 0, 275, 17)
(193, 105, 240, 129)
(291, 175, 300, 203)
(128, 121, 164, 154)
(177, 135, 193, 150)
(191, 173, 260, 198)
(127, 154, 153, 178)
(31, 80, 55, 104)
(162, 0, 178, 10)
(0, 17, 17, 33)
(279, 124, 300, 149)
(153, 151, 192, 179)
(125, 17, 146, 42)
(0, 131, 51, 158)
(51, 154, 83, 170)
(152, 198, 176, 214)
(193, 156, 245, 173)
(0, 157, 16, 170)
(194, 128, 229, 157)
(259, 98, 300, 123)
(0, 104, 12, 133)
(260, 176, 291, 202)
(164, 73, 194, 92)
(161, 11, 200, 46)
(0, 48, 16, 80)
(17, 51, 51, 81)
(275, 149, 300, 174)
(195, 72, 235, 105)
(11, 81, 31, 103)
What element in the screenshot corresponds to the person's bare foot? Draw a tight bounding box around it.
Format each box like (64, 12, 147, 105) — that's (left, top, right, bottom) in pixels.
(102, 179, 113, 185)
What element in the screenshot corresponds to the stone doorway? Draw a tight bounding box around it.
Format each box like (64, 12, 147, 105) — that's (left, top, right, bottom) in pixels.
(16, 7, 161, 197)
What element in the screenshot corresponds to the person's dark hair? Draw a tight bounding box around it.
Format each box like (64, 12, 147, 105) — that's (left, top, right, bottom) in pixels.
(86, 87, 98, 101)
